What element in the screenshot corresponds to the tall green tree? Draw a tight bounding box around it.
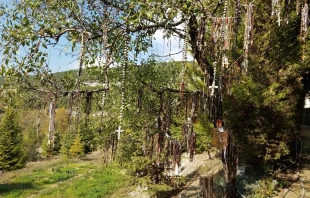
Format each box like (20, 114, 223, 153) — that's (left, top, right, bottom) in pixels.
(0, 107, 26, 171)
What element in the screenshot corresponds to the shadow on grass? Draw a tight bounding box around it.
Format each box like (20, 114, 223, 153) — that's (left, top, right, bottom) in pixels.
(0, 182, 34, 195)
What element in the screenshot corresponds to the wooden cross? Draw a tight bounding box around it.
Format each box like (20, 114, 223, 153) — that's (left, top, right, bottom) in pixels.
(115, 125, 124, 140)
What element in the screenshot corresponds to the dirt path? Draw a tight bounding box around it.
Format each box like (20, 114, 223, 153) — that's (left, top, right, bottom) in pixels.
(127, 151, 222, 198)
(277, 126, 310, 198)
(174, 152, 223, 198)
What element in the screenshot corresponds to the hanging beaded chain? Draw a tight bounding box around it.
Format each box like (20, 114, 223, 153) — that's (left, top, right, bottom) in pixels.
(275, 0, 282, 26)
(301, 2, 309, 61)
(74, 31, 86, 127)
(180, 17, 188, 96)
(219, 0, 228, 94)
(181, 18, 188, 82)
(116, 33, 129, 140)
(100, 24, 108, 120)
(196, 17, 203, 51)
(296, 0, 301, 14)
(242, 3, 254, 74)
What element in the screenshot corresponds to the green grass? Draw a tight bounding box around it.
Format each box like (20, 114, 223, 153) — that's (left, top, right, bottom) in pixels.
(39, 163, 134, 198)
(0, 164, 81, 197)
(0, 158, 135, 198)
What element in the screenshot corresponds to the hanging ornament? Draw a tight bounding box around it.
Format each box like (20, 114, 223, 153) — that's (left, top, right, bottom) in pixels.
(188, 95, 197, 162)
(296, 0, 301, 14)
(242, 3, 254, 74)
(209, 63, 218, 97)
(223, 17, 232, 51)
(271, 0, 282, 26)
(223, 0, 228, 17)
(172, 141, 181, 176)
(301, 3, 309, 39)
(180, 17, 188, 98)
(196, 16, 203, 51)
(212, 17, 221, 43)
(301, 2, 309, 61)
(222, 55, 229, 69)
(100, 23, 110, 128)
(116, 33, 129, 140)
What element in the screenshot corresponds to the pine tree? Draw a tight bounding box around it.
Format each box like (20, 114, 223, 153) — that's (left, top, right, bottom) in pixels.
(0, 107, 26, 171)
(69, 134, 84, 158)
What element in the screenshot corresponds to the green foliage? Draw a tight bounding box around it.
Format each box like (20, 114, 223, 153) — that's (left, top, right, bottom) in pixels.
(224, 76, 301, 166)
(40, 133, 61, 158)
(126, 156, 153, 177)
(222, 1, 309, 170)
(59, 128, 75, 157)
(79, 122, 97, 153)
(148, 183, 174, 198)
(19, 110, 45, 161)
(69, 134, 84, 158)
(23, 128, 41, 161)
(238, 177, 286, 198)
(0, 107, 26, 171)
(0, 76, 4, 87)
(194, 119, 213, 154)
(117, 128, 144, 165)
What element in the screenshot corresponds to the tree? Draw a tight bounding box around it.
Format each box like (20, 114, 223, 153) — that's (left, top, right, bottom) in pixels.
(1, 0, 310, 196)
(69, 134, 84, 158)
(0, 107, 26, 171)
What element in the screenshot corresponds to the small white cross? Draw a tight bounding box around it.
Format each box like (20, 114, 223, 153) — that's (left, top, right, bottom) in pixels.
(115, 125, 124, 140)
(209, 65, 218, 96)
(222, 56, 229, 68)
(277, 12, 282, 26)
(209, 80, 218, 96)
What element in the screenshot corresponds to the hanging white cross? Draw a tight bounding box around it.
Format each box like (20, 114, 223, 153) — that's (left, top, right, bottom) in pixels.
(222, 56, 229, 68)
(277, 11, 282, 26)
(115, 125, 124, 140)
(209, 65, 218, 96)
(209, 80, 218, 97)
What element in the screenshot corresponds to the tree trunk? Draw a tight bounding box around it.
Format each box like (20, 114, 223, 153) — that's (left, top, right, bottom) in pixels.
(223, 133, 238, 198)
(48, 97, 56, 149)
(200, 175, 213, 198)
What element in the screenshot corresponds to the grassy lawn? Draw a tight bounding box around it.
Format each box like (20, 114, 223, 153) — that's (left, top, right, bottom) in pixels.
(0, 157, 135, 198)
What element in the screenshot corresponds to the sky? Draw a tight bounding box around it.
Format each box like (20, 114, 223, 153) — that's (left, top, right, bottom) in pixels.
(0, 0, 193, 73)
(47, 29, 193, 73)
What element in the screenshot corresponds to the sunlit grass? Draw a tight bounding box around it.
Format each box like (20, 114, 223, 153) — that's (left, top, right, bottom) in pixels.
(0, 156, 135, 198)
(39, 163, 135, 198)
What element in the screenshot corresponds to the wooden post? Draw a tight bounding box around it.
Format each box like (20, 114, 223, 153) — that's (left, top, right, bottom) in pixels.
(200, 175, 213, 198)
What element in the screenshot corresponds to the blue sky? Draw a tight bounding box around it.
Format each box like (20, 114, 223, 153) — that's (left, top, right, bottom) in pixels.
(0, 0, 193, 73)
(47, 29, 193, 72)
(4, 29, 191, 73)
